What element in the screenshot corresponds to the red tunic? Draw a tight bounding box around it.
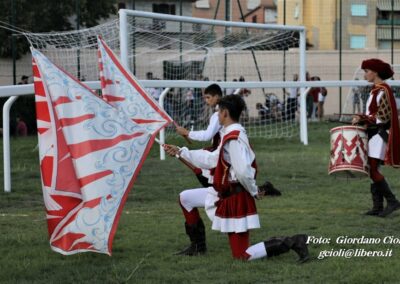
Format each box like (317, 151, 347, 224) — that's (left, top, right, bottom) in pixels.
(212, 130, 258, 226)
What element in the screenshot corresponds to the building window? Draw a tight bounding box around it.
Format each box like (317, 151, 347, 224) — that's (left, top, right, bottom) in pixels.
(248, 0, 261, 10)
(252, 15, 257, 23)
(153, 4, 176, 15)
(265, 8, 277, 23)
(294, 3, 300, 19)
(351, 4, 367, 16)
(350, 35, 366, 49)
(195, 0, 210, 9)
(378, 40, 391, 49)
(152, 4, 176, 30)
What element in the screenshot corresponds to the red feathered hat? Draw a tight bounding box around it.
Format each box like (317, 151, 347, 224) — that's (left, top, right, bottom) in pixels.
(361, 58, 394, 80)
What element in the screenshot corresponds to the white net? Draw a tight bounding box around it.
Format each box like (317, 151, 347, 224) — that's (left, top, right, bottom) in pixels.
(24, 11, 303, 139)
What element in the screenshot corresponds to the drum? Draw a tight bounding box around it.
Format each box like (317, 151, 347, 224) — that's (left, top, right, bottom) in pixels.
(329, 125, 369, 178)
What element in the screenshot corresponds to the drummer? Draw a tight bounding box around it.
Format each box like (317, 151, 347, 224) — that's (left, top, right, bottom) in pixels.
(352, 58, 400, 217)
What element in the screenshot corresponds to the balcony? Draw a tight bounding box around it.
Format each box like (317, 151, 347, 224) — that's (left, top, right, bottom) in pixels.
(377, 27, 400, 40)
(377, 19, 400, 25)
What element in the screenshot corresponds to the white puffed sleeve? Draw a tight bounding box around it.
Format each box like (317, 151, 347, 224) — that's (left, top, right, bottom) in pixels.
(227, 140, 258, 197)
(179, 147, 219, 170)
(188, 112, 221, 141)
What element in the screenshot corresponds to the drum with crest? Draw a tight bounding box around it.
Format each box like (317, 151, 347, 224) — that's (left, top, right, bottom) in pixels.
(329, 125, 369, 178)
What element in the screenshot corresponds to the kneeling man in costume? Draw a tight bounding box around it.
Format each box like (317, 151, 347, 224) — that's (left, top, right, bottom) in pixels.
(164, 95, 308, 262)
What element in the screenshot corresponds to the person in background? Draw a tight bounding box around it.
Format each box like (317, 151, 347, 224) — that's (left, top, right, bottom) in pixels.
(176, 83, 223, 187)
(16, 116, 28, 137)
(226, 78, 237, 96)
(145, 72, 161, 102)
(18, 75, 29, 85)
(312, 76, 327, 122)
(286, 74, 299, 121)
(352, 78, 361, 114)
(256, 102, 269, 123)
(233, 76, 251, 121)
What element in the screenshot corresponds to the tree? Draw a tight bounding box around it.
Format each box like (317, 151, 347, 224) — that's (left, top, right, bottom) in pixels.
(0, 0, 116, 58)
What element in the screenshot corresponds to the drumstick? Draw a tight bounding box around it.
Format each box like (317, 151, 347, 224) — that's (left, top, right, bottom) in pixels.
(173, 121, 192, 144)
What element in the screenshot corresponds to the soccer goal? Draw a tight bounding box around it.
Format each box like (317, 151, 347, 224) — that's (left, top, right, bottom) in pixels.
(24, 9, 307, 140)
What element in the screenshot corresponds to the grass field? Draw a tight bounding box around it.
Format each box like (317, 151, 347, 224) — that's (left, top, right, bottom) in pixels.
(1, 122, 400, 283)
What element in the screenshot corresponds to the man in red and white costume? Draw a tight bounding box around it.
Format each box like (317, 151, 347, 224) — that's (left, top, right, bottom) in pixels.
(165, 95, 308, 262)
(353, 58, 400, 217)
(176, 84, 222, 187)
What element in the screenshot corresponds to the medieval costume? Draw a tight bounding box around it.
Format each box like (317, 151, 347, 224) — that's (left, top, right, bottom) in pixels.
(359, 58, 400, 217)
(175, 123, 308, 261)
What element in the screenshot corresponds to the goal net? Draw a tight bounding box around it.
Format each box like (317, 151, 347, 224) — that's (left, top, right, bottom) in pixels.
(24, 10, 305, 139)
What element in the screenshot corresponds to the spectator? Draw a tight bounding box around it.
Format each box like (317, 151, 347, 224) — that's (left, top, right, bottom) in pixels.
(184, 87, 195, 126)
(352, 78, 361, 114)
(233, 76, 251, 97)
(145, 72, 162, 101)
(16, 116, 28, 137)
(286, 74, 299, 120)
(305, 72, 314, 119)
(226, 78, 237, 96)
(266, 93, 282, 122)
(313, 77, 328, 121)
(234, 76, 251, 121)
(146, 72, 154, 80)
(256, 102, 269, 122)
(18, 75, 29, 85)
(308, 76, 321, 121)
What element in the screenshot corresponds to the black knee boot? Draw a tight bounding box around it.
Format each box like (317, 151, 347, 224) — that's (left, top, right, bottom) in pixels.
(175, 219, 207, 256)
(264, 234, 309, 263)
(365, 183, 383, 216)
(376, 179, 400, 217)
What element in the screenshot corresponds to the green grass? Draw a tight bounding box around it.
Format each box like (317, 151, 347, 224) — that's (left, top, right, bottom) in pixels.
(1, 122, 400, 283)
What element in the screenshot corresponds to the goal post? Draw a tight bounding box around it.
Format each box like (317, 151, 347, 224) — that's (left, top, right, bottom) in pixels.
(116, 9, 307, 142)
(24, 11, 307, 142)
(118, 9, 307, 82)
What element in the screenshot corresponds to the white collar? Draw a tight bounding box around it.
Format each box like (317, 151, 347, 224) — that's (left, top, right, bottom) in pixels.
(222, 123, 242, 134)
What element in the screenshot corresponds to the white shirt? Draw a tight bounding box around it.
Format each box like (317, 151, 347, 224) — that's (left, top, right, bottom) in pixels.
(365, 90, 387, 160)
(318, 92, 326, 102)
(188, 111, 221, 141)
(180, 123, 258, 197)
(288, 87, 298, 99)
(366, 91, 384, 123)
(146, 87, 161, 101)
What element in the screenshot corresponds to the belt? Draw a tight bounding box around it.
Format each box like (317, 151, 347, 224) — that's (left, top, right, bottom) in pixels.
(367, 122, 390, 142)
(218, 183, 244, 198)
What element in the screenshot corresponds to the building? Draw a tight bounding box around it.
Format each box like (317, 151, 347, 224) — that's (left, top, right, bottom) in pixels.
(192, 0, 277, 24)
(118, 0, 195, 17)
(277, 0, 400, 50)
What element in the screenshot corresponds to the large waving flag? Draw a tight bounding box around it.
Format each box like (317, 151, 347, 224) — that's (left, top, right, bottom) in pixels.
(97, 37, 172, 134)
(33, 48, 156, 255)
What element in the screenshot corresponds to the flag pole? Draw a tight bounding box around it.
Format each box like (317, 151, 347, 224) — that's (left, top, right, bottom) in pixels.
(154, 138, 198, 171)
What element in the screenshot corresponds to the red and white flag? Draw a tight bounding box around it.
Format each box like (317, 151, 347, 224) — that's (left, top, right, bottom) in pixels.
(97, 36, 172, 134)
(32, 48, 158, 255)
